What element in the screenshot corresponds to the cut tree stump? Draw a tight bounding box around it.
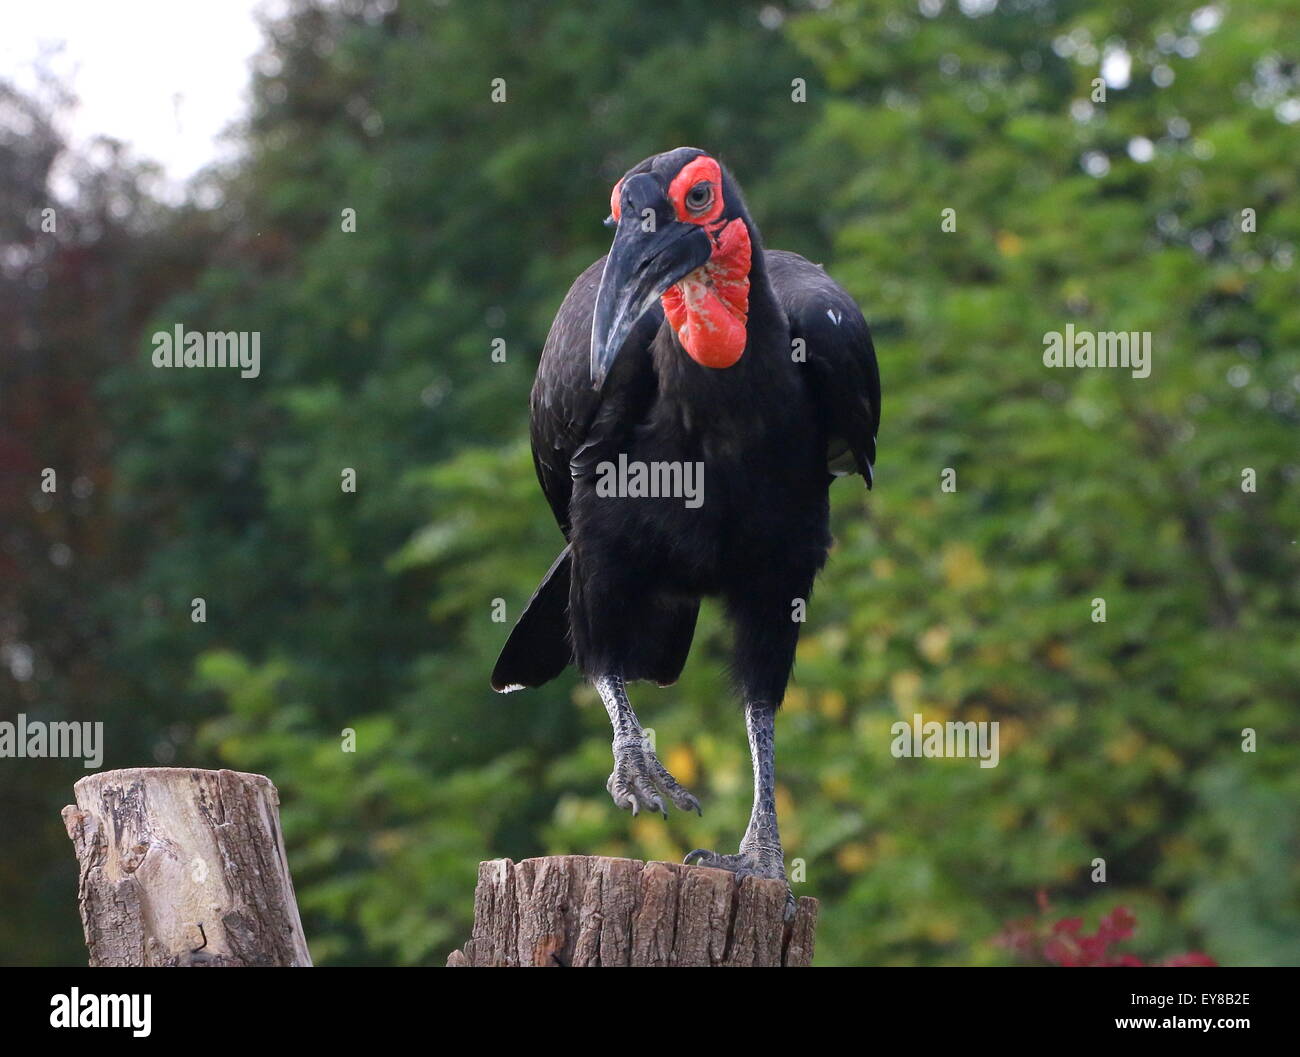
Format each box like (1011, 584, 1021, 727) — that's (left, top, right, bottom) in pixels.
(446, 855, 818, 966)
(62, 767, 311, 967)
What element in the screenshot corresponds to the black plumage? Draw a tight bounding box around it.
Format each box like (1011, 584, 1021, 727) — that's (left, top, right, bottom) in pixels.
(491, 148, 879, 907)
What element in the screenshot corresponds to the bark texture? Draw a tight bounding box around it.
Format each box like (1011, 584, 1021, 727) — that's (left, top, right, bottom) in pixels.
(62, 767, 311, 967)
(446, 855, 818, 966)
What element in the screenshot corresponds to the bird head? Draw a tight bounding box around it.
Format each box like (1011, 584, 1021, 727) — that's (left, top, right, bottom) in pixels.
(591, 147, 753, 389)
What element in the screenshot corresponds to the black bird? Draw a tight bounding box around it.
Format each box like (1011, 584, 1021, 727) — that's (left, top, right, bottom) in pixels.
(493, 147, 879, 912)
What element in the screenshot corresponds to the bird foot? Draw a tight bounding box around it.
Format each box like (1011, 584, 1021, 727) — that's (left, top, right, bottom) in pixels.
(684, 846, 796, 920)
(606, 738, 701, 818)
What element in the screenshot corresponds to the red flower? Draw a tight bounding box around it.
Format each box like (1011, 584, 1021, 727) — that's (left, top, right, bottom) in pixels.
(1098, 906, 1136, 943)
(996, 898, 1216, 967)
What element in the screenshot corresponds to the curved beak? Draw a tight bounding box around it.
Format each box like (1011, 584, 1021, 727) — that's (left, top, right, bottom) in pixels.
(591, 205, 712, 389)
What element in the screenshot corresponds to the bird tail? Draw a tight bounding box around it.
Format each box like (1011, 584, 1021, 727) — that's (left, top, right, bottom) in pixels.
(490, 544, 700, 692)
(491, 546, 574, 692)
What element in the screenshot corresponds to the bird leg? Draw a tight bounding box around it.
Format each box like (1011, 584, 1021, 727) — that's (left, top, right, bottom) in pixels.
(595, 674, 701, 818)
(685, 700, 795, 919)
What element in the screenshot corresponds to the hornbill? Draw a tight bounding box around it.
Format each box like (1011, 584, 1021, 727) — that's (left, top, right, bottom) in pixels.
(492, 147, 879, 912)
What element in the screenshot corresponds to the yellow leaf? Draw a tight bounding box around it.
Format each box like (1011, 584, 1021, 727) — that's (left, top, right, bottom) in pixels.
(821, 772, 852, 799)
(1151, 744, 1182, 776)
(664, 744, 697, 786)
(941, 542, 989, 589)
(996, 230, 1024, 257)
(918, 625, 952, 664)
(632, 815, 668, 849)
(925, 917, 960, 943)
(891, 669, 923, 713)
(1046, 809, 1074, 834)
(836, 842, 872, 873)
(820, 689, 847, 720)
(784, 686, 810, 713)
(1105, 730, 1145, 765)
(997, 717, 1026, 753)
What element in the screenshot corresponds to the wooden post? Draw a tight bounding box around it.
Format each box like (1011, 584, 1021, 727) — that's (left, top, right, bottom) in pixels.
(446, 855, 818, 967)
(62, 767, 311, 967)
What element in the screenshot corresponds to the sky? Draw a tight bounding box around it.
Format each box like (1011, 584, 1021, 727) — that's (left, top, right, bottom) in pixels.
(2, 0, 269, 192)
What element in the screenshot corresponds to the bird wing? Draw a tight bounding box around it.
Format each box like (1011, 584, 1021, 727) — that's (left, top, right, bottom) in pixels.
(766, 250, 881, 485)
(522, 256, 697, 689)
(529, 255, 662, 534)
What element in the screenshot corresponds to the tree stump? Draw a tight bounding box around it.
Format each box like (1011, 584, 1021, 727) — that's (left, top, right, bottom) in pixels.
(446, 855, 818, 966)
(62, 767, 312, 966)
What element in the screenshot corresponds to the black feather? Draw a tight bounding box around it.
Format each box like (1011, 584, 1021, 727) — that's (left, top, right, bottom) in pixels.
(491, 156, 879, 699)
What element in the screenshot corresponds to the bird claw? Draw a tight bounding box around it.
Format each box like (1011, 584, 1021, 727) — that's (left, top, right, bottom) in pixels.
(606, 743, 700, 818)
(684, 847, 796, 920)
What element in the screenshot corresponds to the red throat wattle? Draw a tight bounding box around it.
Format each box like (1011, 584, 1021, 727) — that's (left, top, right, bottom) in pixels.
(661, 217, 752, 369)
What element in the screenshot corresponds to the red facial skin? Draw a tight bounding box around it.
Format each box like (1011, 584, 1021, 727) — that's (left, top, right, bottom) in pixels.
(609, 156, 752, 370)
(662, 156, 750, 369)
(660, 216, 750, 369)
(666, 156, 726, 226)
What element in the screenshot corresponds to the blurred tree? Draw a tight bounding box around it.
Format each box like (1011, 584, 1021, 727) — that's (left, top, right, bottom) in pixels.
(0, 76, 222, 964)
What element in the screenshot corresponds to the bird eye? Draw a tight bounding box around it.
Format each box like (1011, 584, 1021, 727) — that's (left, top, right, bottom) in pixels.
(685, 182, 713, 212)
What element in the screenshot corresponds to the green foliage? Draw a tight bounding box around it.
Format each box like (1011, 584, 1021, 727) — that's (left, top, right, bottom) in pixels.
(778, 0, 1300, 965)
